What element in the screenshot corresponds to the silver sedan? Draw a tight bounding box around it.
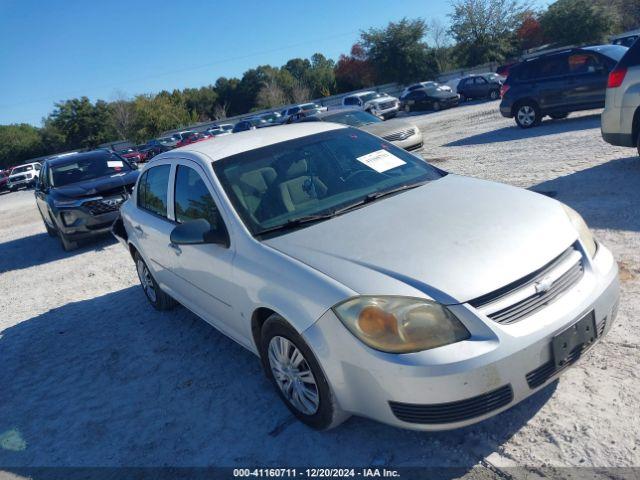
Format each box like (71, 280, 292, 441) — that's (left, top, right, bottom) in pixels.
(114, 123, 619, 430)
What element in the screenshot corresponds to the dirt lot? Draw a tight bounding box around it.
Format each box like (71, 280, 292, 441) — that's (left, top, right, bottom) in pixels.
(0, 100, 639, 477)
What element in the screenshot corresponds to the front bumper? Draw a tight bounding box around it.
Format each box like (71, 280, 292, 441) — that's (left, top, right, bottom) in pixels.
(303, 243, 619, 430)
(7, 177, 36, 189)
(393, 131, 424, 151)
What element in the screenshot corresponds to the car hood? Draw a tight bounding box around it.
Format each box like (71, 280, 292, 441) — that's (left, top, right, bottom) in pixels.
(359, 119, 417, 136)
(367, 97, 398, 105)
(52, 170, 139, 198)
(264, 175, 577, 305)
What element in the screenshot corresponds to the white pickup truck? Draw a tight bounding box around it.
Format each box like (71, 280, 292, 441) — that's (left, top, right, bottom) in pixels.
(7, 162, 41, 191)
(342, 91, 399, 119)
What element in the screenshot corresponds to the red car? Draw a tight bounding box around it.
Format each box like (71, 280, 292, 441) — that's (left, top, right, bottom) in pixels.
(0, 170, 9, 191)
(175, 132, 211, 148)
(117, 148, 145, 163)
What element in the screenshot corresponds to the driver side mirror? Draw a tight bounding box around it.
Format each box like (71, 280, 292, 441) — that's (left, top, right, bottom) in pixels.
(170, 218, 229, 248)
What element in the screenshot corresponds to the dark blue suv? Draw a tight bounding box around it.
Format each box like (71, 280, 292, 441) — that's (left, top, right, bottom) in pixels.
(500, 45, 628, 128)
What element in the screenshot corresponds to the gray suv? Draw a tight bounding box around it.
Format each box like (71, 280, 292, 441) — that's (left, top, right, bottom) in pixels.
(601, 39, 640, 154)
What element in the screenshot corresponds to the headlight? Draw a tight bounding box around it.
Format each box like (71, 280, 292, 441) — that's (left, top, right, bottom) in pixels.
(562, 204, 596, 258)
(333, 296, 470, 354)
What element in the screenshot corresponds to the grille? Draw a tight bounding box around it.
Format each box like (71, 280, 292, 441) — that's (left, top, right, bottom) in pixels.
(526, 313, 605, 389)
(383, 128, 416, 142)
(10, 175, 26, 182)
(389, 385, 513, 424)
(379, 101, 396, 110)
(470, 246, 584, 325)
(83, 196, 124, 215)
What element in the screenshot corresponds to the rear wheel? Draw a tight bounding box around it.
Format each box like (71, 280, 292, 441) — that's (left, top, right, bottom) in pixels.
(135, 252, 176, 310)
(515, 102, 541, 128)
(549, 112, 569, 120)
(260, 314, 348, 430)
(432, 101, 441, 111)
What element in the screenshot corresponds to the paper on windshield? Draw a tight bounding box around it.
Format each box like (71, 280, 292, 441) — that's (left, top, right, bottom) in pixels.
(356, 149, 406, 173)
(107, 160, 123, 168)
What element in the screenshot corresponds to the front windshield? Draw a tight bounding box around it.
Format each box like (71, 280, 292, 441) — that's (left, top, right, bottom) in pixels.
(323, 110, 382, 126)
(12, 165, 33, 174)
(213, 128, 442, 236)
(49, 152, 132, 187)
(301, 103, 319, 111)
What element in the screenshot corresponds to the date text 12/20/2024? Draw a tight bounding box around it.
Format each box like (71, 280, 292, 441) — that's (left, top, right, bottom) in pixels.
(233, 468, 400, 478)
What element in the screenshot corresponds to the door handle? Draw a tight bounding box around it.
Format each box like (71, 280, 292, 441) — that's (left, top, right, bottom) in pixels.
(134, 225, 144, 234)
(169, 243, 182, 255)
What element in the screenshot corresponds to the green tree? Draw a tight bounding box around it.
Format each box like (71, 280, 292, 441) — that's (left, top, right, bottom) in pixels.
(307, 53, 336, 97)
(131, 94, 195, 143)
(359, 18, 439, 84)
(540, 0, 614, 46)
(0, 124, 46, 169)
(449, 0, 529, 66)
(47, 97, 116, 150)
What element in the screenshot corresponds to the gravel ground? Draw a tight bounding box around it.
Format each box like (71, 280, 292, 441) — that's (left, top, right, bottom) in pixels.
(0, 100, 638, 478)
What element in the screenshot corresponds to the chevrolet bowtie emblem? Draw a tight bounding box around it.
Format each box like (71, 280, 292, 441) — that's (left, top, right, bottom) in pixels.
(534, 276, 554, 294)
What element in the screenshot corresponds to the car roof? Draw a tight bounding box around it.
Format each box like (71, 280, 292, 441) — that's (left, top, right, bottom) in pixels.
(45, 150, 113, 166)
(167, 122, 346, 162)
(346, 91, 376, 98)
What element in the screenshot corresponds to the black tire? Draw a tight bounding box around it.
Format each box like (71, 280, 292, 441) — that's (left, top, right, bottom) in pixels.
(432, 101, 441, 111)
(135, 252, 177, 310)
(514, 101, 542, 128)
(489, 89, 500, 100)
(44, 222, 56, 237)
(58, 230, 79, 251)
(549, 112, 569, 120)
(260, 314, 348, 430)
(403, 104, 411, 113)
(459, 93, 466, 102)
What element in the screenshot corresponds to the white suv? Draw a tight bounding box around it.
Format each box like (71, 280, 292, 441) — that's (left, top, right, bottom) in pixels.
(7, 162, 41, 191)
(342, 91, 399, 119)
(601, 39, 640, 154)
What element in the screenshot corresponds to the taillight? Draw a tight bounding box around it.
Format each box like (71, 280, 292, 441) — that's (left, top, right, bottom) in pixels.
(607, 67, 627, 88)
(500, 83, 510, 97)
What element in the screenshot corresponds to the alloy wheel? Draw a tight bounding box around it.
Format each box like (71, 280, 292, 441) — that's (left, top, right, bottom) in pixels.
(136, 258, 157, 303)
(268, 335, 319, 415)
(517, 105, 535, 127)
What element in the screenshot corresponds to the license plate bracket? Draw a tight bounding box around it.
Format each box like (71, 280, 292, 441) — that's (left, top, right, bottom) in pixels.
(551, 311, 596, 368)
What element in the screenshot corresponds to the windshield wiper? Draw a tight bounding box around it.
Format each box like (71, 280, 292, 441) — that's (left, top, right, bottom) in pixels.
(255, 212, 338, 236)
(333, 180, 429, 215)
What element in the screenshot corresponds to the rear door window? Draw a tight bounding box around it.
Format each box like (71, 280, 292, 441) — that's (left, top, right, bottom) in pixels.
(536, 55, 569, 78)
(568, 53, 606, 74)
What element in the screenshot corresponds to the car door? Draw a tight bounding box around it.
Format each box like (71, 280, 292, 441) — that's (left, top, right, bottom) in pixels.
(530, 54, 570, 112)
(474, 76, 490, 97)
(128, 161, 175, 288)
(566, 52, 610, 108)
(167, 160, 245, 343)
(34, 163, 55, 228)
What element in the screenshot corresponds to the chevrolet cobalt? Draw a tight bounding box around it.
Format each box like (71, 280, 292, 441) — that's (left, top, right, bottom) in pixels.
(113, 123, 619, 430)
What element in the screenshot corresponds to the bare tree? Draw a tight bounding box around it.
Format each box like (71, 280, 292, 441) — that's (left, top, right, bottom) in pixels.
(429, 18, 455, 72)
(257, 76, 288, 109)
(290, 80, 311, 104)
(110, 90, 135, 140)
(213, 101, 229, 120)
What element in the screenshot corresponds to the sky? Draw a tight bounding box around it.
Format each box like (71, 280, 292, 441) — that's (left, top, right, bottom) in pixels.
(0, 0, 549, 126)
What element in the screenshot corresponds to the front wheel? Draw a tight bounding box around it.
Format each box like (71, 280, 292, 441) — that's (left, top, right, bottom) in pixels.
(135, 252, 177, 310)
(432, 101, 441, 111)
(403, 104, 411, 113)
(489, 89, 500, 100)
(515, 102, 541, 128)
(260, 315, 348, 430)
